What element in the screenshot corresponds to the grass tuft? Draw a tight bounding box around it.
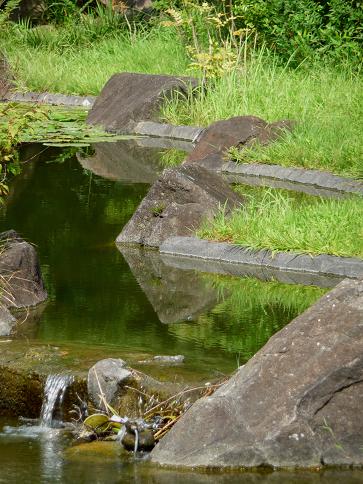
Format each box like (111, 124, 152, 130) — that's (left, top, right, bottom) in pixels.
(198, 187, 363, 259)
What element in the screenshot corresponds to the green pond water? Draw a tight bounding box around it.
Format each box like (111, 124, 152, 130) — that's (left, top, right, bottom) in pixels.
(0, 142, 352, 483)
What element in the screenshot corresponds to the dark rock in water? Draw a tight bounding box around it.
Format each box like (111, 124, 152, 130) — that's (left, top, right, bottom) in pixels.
(87, 358, 133, 408)
(0, 230, 48, 335)
(87, 72, 198, 133)
(185, 116, 294, 171)
(116, 164, 243, 247)
(151, 278, 363, 469)
(119, 246, 218, 324)
(0, 52, 14, 98)
(77, 140, 164, 183)
(122, 428, 155, 452)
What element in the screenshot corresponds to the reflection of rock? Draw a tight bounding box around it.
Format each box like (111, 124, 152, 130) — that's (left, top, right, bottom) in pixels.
(0, 230, 48, 335)
(77, 140, 166, 183)
(151, 278, 363, 469)
(118, 246, 218, 324)
(116, 164, 243, 247)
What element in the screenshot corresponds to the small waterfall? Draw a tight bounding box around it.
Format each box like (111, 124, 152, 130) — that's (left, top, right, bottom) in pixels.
(40, 374, 74, 427)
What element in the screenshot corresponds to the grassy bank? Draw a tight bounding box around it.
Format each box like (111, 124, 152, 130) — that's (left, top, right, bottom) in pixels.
(163, 61, 363, 178)
(3, 25, 362, 178)
(198, 187, 363, 259)
(1, 26, 188, 95)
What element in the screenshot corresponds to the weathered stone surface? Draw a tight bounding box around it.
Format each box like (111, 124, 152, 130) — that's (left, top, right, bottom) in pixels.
(0, 230, 48, 335)
(0, 52, 14, 97)
(87, 72, 198, 133)
(151, 278, 363, 468)
(185, 116, 293, 170)
(116, 164, 243, 247)
(77, 140, 164, 183)
(118, 246, 218, 323)
(87, 358, 133, 408)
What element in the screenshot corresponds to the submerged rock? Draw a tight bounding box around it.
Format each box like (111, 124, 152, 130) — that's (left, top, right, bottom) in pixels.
(122, 427, 155, 452)
(0, 230, 48, 335)
(186, 116, 294, 171)
(151, 278, 363, 469)
(87, 72, 198, 134)
(116, 164, 242, 247)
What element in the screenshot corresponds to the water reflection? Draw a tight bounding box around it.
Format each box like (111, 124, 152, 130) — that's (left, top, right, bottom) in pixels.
(119, 246, 219, 324)
(77, 140, 165, 183)
(0, 420, 362, 484)
(0, 147, 327, 376)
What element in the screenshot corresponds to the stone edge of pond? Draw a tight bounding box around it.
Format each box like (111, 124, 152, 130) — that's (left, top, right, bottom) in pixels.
(160, 236, 363, 279)
(2, 91, 96, 108)
(222, 161, 363, 196)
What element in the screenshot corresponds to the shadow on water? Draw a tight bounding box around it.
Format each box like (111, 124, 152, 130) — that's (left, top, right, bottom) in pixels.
(0, 142, 357, 483)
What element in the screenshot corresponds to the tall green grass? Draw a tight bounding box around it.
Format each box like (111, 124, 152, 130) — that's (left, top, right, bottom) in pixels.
(198, 187, 363, 258)
(162, 57, 363, 178)
(1, 25, 189, 95)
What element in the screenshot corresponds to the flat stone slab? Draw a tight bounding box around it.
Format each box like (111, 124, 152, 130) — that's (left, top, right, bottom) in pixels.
(87, 72, 198, 133)
(160, 253, 343, 289)
(160, 237, 363, 279)
(151, 278, 363, 469)
(223, 162, 363, 196)
(134, 121, 203, 142)
(116, 165, 243, 248)
(2, 91, 96, 107)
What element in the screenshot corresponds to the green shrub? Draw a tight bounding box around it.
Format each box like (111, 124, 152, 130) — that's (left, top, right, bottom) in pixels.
(232, 0, 363, 63)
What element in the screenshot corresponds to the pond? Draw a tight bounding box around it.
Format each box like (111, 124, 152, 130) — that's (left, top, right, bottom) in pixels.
(0, 140, 353, 482)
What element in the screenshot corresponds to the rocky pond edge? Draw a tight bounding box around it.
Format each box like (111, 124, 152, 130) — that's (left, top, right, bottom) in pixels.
(159, 236, 363, 280)
(2, 90, 362, 197)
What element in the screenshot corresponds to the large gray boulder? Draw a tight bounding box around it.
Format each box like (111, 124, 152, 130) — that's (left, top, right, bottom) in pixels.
(151, 278, 363, 469)
(87, 72, 198, 134)
(116, 164, 243, 247)
(185, 116, 294, 171)
(0, 230, 47, 335)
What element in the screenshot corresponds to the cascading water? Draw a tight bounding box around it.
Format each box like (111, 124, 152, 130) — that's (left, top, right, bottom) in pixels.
(40, 374, 74, 427)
